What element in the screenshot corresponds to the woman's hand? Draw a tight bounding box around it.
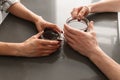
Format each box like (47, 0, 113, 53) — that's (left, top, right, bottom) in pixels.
(18, 32, 61, 57)
(71, 6, 90, 20)
(64, 21, 99, 57)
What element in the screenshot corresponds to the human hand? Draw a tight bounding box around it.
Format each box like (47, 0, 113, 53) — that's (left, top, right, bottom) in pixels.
(71, 6, 90, 20)
(18, 32, 61, 57)
(35, 16, 62, 33)
(64, 21, 99, 57)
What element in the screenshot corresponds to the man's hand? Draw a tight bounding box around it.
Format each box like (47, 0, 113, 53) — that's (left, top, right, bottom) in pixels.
(64, 21, 98, 57)
(18, 32, 61, 57)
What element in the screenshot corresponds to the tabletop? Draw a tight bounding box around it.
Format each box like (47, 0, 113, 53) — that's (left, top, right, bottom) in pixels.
(0, 0, 119, 80)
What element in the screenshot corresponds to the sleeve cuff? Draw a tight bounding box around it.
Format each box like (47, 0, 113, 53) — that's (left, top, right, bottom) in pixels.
(2, 0, 19, 12)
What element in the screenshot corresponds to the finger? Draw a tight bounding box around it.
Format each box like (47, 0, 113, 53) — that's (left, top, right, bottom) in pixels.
(64, 27, 80, 45)
(71, 8, 78, 19)
(33, 48, 58, 57)
(64, 28, 76, 43)
(40, 49, 57, 56)
(40, 39, 59, 45)
(46, 22, 62, 33)
(77, 7, 88, 19)
(87, 21, 94, 32)
(34, 31, 44, 38)
(52, 24, 62, 33)
(71, 7, 82, 19)
(64, 33, 75, 45)
(40, 44, 60, 50)
(84, 6, 90, 16)
(64, 24, 85, 36)
(36, 25, 43, 32)
(67, 42, 77, 51)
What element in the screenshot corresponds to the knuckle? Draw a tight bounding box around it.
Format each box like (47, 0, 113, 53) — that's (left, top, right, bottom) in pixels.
(52, 24, 57, 27)
(91, 31, 96, 36)
(78, 14, 82, 18)
(32, 35, 37, 38)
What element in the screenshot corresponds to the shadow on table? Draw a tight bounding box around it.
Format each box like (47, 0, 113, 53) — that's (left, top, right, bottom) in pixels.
(63, 41, 108, 80)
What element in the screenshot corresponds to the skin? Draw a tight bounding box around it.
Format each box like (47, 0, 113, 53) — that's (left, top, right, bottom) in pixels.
(71, 0, 120, 19)
(64, 0, 120, 79)
(0, 32, 60, 57)
(7, 2, 62, 32)
(0, 2, 62, 57)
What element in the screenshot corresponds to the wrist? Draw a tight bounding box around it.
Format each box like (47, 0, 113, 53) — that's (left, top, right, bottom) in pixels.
(6, 43, 26, 57)
(33, 15, 43, 24)
(11, 43, 23, 57)
(88, 47, 105, 60)
(34, 16, 45, 27)
(87, 5, 93, 13)
(15, 43, 26, 57)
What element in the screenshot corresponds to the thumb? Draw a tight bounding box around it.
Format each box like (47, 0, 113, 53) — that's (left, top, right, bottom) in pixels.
(46, 22, 62, 33)
(34, 31, 44, 38)
(87, 21, 94, 32)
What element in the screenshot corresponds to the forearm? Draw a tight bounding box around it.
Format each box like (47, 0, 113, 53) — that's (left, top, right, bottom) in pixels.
(88, 0, 120, 13)
(89, 47, 120, 80)
(0, 42, 21, 56)
(7, 2, 40, 23)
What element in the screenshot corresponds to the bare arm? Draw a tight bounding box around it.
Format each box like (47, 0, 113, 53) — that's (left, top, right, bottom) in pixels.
(64, 22, 120, 80)
(0, 32, 60, 57)
(6, 2, 61, 32)
(7, 2, 40, 24)
(71, 0, 120, 19)
(0, 42, 20, 56)
(89, 47, 120, 80)
(88, 0, 120, 13)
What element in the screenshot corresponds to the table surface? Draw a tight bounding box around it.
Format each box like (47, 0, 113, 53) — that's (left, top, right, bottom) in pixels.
(0, 0, 119, 80)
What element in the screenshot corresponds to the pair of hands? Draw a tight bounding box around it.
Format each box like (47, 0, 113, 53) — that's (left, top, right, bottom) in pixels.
(18, 16, 62, 57)
(19, 6, 98, 58)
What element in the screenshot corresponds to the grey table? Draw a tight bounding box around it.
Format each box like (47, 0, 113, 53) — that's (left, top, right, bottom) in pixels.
(0, 0, 119, 80)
